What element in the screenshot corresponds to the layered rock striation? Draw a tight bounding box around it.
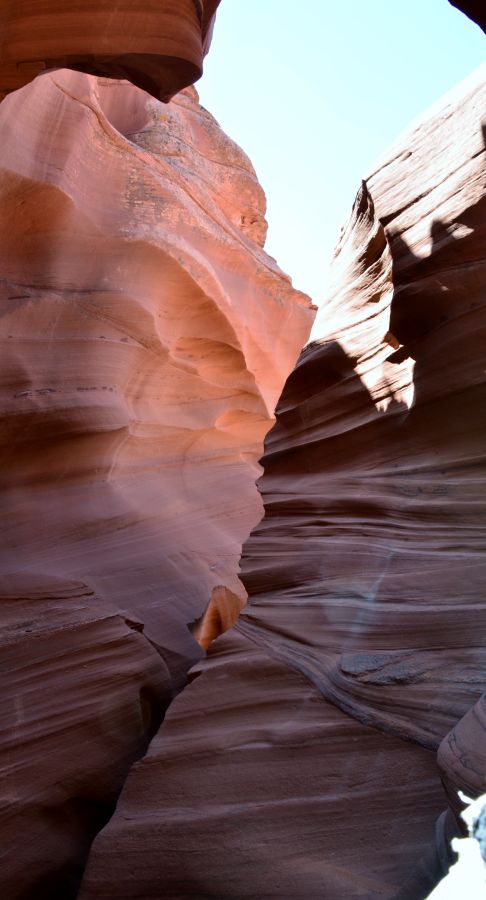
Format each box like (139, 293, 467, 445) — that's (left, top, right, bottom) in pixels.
(0, 0, 220, 101)
(239, 64, 486, 754)
(240, 64, 486, 752)
(78, 65, 486, 898)
(0, 69, 313, 898)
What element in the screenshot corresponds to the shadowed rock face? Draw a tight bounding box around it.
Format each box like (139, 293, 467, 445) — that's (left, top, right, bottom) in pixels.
(79, 631, 446, 900)
(76, 66, 486, 899)
(0, 69, 313, 898)
(438, 695, 486, 820)
(449, 0, 486, 31)
(238, 64, 486, 751)
(0, 0, 220, 101)
(0, 574, 170, 900)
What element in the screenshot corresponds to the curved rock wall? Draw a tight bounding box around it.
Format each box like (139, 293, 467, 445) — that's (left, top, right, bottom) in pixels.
(77, 64, 486, 899)
(0, 0, 220, 101)
(0, 69, 313, 898)
(239, 64, 486, 751)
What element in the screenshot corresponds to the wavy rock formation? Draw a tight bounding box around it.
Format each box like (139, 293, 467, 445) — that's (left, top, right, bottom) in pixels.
(0, 0, 220, 101)
(239, 63, 486, 757)
(79, 629, 446, 900)
(0, 69, 313, 898)
(78, 65, 486, 899)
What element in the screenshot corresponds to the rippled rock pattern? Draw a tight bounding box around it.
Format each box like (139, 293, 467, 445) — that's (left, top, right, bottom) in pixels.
(0, 0, 220, 100)
(239, 64, 486, 752)
(79, 65, 486, 899)
(0, 69, 313, 898)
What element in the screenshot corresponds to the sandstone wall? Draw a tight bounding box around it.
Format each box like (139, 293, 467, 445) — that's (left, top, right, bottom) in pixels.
(77, 64, 486, 899)
(0, 69, 313, 898)
(0, 0, 220, 100)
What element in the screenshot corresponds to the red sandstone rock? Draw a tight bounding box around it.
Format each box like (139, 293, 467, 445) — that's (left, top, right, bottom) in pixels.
(0, 69, 313, 897)
(0, 574, 169, 900)
(238, 64, 486, 751)
(80, 630, 445, 900)
(0, 0, 220, 101)
(78, 66, 486, 898)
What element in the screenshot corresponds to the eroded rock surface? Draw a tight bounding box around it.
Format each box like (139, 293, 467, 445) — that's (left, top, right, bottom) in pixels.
(0, 0, 220, 100)
(0, 574, 169, 900)
(0, 69, 313, 897)
(78, 65, 486, 898)
(238, 64, 486, 753)
(80, 631, 445, 900)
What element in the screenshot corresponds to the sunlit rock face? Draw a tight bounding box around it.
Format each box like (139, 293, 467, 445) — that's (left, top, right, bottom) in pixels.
(239, 63, 486, 751)
(0, 0, 220, 100)
(0, 69, 313, 898)
(78, 66, 486, 899)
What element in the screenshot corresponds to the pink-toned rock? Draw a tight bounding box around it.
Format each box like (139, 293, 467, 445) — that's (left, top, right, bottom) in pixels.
(0, 574, 169, 900)
(0, 69, 313, 897)
(0, 0, 220, 101)
(78, 66, 486, 898)
(239, 64, 486, 751)
(79, 630, 446, 900)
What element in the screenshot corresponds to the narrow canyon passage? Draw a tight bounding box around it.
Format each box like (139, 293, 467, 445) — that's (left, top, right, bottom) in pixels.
(77, 60, 486, 900)
(0, 2, 485, 899)
(79, 632, 446, 900)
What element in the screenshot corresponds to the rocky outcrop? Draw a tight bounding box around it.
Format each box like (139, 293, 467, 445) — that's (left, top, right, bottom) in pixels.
(78, 65, 486, 898)
(0, 69, 313, 898)
(0, 0, 220, 101)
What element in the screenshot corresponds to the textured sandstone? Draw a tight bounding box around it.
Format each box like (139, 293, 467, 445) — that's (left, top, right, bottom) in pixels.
(0, 69, 313, 897)
(80, 630, 445, 900)
(0, 0, 220, 101)
(0, 574, 169, 900)
(238, 64, 486, 750)
(438, 695, 486, 820)
(78, 66, 486, 898)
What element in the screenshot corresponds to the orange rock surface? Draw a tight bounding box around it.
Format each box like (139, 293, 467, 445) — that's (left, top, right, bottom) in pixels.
(0, 0, 220, 100)
(78, 65, 486, 899)
(0, 69, 313, 898)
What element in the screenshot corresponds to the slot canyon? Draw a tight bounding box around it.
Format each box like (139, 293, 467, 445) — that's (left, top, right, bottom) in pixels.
(0, 2, 485, 899)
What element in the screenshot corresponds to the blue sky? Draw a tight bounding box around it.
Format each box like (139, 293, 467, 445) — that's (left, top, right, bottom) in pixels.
(198, 0, 484, 304)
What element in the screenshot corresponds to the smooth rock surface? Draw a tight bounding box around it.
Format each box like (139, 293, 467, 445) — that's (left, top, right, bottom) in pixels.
(0, 69, 313, 897)
(79, 630, 445, 900)
(78, 65, 486, 898)
(0, 0, 220, 100)
(0, 574, 169, 900)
